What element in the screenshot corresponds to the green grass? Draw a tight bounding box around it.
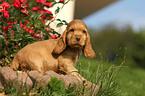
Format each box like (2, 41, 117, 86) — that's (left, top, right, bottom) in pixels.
(76, 58, 145, 96)
(76, 58, 121, 96)
(117, 67, 145, 96)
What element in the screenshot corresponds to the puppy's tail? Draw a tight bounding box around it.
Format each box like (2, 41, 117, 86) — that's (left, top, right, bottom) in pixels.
(10, 56, 19, 71)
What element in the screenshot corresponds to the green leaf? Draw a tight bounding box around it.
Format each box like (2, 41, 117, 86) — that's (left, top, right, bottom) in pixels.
(62, 20, 68, 25)
(52, 2, 57, 7)
(49, 77, 59, 87)
(66, 85, 74, 94)
(27, 21, 33, 27)
(56, 19, 61, 21)
(48, 77, 65, 92)
(15, 24, 21, 32)
(35, 13, 45, 19)
(56, 23, 63, 27)
(3, 21, 8, 27)
(55, 7, 60, 14)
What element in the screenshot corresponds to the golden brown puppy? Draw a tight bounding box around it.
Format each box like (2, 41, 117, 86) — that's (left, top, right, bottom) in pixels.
(10, 19, 96, 81)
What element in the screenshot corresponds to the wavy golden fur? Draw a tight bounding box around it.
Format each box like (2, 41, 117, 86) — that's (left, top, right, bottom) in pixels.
(10, 19, 96, 80)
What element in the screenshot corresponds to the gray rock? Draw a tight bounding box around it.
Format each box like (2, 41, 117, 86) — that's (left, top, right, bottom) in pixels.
(35, 75, 51, 89)
(0, 81, 4, 90)
(0, 67, 33, 91)
(0, 67, 17, 87)
(16, 71, 33, 91)
(60, 74, 81, 89)
(28, 71, 42, 83)
(45, 71, 62, 79)
(0, 67, 99, 95)
(0, 67, 4, 90)
(33, 71, 59, 90)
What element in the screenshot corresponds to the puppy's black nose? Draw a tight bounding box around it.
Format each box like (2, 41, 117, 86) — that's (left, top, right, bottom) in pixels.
(76, 37, 81, 41)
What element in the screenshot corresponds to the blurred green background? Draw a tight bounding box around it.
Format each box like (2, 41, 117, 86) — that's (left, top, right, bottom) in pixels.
(86, 24, 145, 95)
(89, 24, 145, 68)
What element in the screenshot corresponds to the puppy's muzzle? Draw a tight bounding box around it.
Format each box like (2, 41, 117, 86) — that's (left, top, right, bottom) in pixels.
(75, 37, 81, 41)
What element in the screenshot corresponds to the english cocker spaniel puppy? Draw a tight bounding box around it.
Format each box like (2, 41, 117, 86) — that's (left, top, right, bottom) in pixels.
(10, 19, 96, 81)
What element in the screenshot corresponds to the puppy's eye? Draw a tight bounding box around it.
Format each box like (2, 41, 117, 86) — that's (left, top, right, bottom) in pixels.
(83, 30, 86, 33)
(70, 29, 74, 32)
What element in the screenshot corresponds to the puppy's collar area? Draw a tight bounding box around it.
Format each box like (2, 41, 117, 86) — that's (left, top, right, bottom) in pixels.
(66, 45, 82, 50)
(67, 44, 83, 50)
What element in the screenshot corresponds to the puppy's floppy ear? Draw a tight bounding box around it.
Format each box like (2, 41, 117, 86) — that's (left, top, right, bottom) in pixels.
(53, 30, 67, 54)
(83, 33, 96, 58)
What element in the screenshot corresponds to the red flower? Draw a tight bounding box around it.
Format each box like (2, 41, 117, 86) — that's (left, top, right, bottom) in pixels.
(46, 15, 54, 20)
(59, 0, 64, 3)
(25, 28, 34, 34)
(50, 15, 54, 19)
(49, 33, 59, 39)
(51, 34, 58, 39)
(20, 0, 24, 3)
(13, 1, 21, 8)
(21, 8, 29, 15)
(2, 10, 9, 18)
(21, 8, 28, 12)
(2, 2, 10, 9)
(38, 15, 45, 19)
(15, 41, 18, 45)
(35, 34, 42, 38)
(3, 30, 6, 34)
(7, 20, 16, 25)
(23, 25, 27, 29)
(39, 0, 46, 4)
(39, 10, 52, 14)
(14, 0, 27, 3)
(24, 4, 29, 8)
(8, 25, 12, 29)
(11, 30, 15, 34)
(3, 27, 6, 30)
(19, 21, 23, 28)
(20, 24, 23, 28)
(32, 6, 41, 11)
(35, 0, 46, 4)
(24, 19, 30, 24)
(8, 21, 11, 25)
(41, 19, 45, 23)
(14, 0, 20, 2)
(3, 25, 11, 30)
(35, 0, 40, 3)
(44, 2, 52, 7)
(46, 28, 52, 31)
(45, 10, 52, 14)
(19, 21, 22, 24)
(39, 9, 46, 13)
(5, 36, 8, 39)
